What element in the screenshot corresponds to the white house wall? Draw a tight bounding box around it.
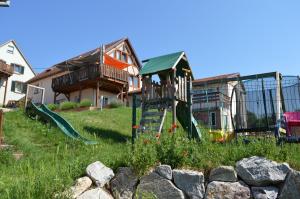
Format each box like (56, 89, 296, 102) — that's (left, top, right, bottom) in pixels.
(0, 41, 35, 105)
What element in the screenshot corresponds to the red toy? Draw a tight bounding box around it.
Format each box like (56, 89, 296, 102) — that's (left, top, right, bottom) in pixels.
(284, 112, 300, 136)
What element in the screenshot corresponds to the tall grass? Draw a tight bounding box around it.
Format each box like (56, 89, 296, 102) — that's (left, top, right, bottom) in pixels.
(0, 109, 299, 198)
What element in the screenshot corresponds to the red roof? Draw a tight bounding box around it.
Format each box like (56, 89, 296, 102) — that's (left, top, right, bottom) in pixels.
(193, 73, 240, 85)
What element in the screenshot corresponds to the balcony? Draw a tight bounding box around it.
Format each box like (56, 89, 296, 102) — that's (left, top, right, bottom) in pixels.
(192, 91, 231, 111)
(52, 64, 129, 93)
(0, 60, 13, 76)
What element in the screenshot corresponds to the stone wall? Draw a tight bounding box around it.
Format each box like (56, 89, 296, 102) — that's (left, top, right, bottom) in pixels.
(60, 156, 300, 199)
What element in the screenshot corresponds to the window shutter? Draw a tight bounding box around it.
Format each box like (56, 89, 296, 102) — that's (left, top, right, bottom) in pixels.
(11, 81, 15, 92)
(21, 66, 25, 74)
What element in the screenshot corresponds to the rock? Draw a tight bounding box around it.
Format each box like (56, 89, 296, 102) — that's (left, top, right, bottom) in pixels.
(236, 156, 290, 186)
(77, 187, 113, 199)
(110, 167, 138, 199)
(86, 161, 114, 187)
(173, 169, 205, 199)
(209, 166, 237, 182)
(251, 186, 279, 199)
(205, 181, 251, 199)
(67, 176, 92, 198)
(137, 172, 185, 199)
(279, 169, 300, 199)
(155, 165, 172, 180)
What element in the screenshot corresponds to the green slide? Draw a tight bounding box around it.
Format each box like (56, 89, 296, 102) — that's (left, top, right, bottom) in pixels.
(176, 101, 202, 140)
(27, 102, 97, 145)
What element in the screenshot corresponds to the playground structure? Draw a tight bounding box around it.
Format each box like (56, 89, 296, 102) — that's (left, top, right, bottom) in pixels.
(193, 72, 300, 141)
(25, 84, 96, 144)
(131, 51, 201, 141)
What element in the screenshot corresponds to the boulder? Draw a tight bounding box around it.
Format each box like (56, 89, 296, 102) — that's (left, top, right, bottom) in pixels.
(173, 169, 205, 199)
(279, 169, 300, 199)
(77, 188, 113, 199)
(137, 172, 185, 199)
(236, 156, 290, 186)
(110, 167, 139, 199)
(209, 166, 237, 182)
(86, 161, 114, 187)
(155, 165, 172, 180)
(205, 181, 251, 199)
(67, 176, 92, 198)
(251, 186, 279, 199)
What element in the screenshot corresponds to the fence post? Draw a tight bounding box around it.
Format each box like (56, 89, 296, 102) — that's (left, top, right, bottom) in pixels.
(132, 94, 137, 144)
(0, 110, 4, 145)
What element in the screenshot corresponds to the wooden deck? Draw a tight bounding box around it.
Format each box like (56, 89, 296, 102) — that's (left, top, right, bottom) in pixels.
(0, 60, 13, 76)
(52, 64, 129, 93)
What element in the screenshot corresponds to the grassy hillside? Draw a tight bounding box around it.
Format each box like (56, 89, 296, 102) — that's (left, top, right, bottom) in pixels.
(0, 107, 300, 198)
(0, 107, 133, 199)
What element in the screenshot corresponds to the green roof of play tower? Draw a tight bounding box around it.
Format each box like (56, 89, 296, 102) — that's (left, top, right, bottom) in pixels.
(140, 51, 184, 75)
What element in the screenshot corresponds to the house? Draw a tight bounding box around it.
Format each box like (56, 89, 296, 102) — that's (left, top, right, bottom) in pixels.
(0, 40, 36, 106)
(192, 73, 245, 132)
(0, 0, 10, 7)
(27, 38, 141, 107)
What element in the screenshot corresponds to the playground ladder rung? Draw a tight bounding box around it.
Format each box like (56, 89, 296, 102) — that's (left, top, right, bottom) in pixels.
(142, 112, 164, 117)
(141, 118, 161, 124)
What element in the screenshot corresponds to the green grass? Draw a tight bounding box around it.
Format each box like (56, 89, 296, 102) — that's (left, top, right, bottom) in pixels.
(0, 108, 132, 198)
(0, 107, 299, 198)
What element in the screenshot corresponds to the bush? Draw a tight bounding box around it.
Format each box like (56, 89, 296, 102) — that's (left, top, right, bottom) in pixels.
(47, 103, 58, 111)
(108, 99, 124, 108)
(79, 99, 92, 108)
(59, 101, 77, 110)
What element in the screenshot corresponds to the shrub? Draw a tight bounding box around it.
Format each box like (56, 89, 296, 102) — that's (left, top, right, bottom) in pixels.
(59, 101, 77, 110)
(47, 103, 58, 111)
(108, 99, 124, 108)
(79, 99, 92, 108)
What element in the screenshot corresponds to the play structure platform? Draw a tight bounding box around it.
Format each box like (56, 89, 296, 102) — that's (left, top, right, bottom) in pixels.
(26, 102, 97, 144)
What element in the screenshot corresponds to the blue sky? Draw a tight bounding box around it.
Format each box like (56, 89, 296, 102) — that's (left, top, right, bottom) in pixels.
(1, 0, 300, 78)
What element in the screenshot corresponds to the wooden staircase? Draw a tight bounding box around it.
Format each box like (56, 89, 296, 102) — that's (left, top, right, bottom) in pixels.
(138, 103, 168, 135)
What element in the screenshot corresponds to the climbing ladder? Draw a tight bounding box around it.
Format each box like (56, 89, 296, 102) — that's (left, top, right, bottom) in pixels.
(138, 103, 168, 135)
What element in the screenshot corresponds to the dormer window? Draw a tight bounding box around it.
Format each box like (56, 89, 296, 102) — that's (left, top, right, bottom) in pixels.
(7, 45, 14, 54)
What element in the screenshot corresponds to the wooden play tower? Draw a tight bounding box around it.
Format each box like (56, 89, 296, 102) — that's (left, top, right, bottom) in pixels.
(132, 51, 201, 142)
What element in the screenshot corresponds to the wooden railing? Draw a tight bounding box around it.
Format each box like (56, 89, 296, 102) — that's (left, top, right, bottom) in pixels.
(192, 91, 231, 110)
(0, 59, 13, 75)
(52, 64, 129, 91)
(142, 77, 188, 102)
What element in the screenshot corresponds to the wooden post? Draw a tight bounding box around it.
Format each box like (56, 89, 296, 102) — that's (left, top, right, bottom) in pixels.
(3, 77, 8, 107)
(187, 75, 192, 138)
(171, 69, 177, 132)
(79, 86, 82, 102)
(276, 72, 281, 121)
(96, 81, 100, 108)
(0, 110, 4, 145)
(132, 94, 137, 144)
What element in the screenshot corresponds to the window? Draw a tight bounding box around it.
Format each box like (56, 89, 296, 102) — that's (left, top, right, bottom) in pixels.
(11, 81, 25, 93)
(133, 77, 139, 88)
(34, 84, 40, 94)
(102, 97, 109, 107)
(128, 76, 133, 87)
(116, 50, 121, 60)
(12, 64, 25, 74)
(109, 51, 115, 58)
(0, 78, 4, 87)
(210, 112, 216, 126)
(7, 45, 14, 54)
(127, 56, 132, 64)
(121, 53, 127, 62)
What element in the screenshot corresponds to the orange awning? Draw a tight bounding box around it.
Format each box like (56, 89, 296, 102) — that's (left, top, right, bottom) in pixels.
(104, 53, 130, 70)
